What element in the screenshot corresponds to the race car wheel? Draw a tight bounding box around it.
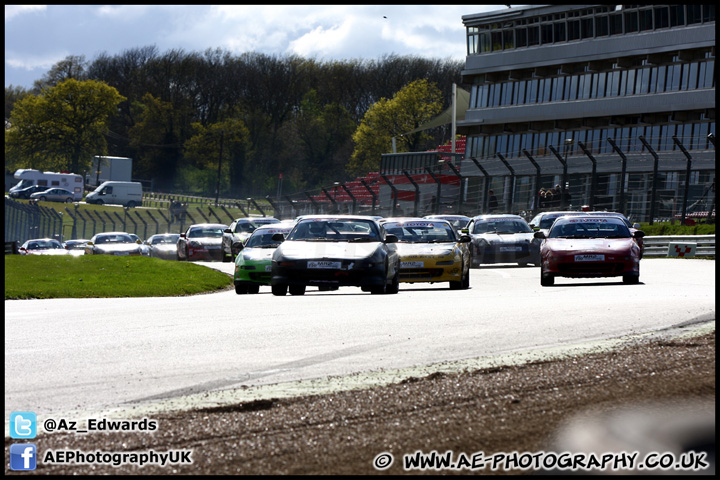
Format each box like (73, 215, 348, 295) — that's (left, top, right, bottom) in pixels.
(386, 271, 400, 294)
(461, 266, 470, 289)
(247, 285, 260, 294)
(289, 285, 306, 296)
(235, 284, 248, 295)
(222, 251, 231, 263)
(272, 284, 288, 296)
(540, 271, 555, 286)
(623, 274, 639, 284)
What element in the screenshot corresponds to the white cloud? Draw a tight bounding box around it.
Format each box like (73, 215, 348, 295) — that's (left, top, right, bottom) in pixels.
(5, 4, 46, 22)
(5, 51, 64, 72)
(4, 5, 509, 88)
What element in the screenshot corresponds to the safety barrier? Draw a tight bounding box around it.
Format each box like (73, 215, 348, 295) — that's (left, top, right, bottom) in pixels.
(642, 235, 716, 258)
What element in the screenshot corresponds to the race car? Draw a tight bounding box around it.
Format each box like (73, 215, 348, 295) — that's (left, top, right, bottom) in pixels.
(382, 218, 471, 289)
(177, 223, 228, 261)
(529, 210, 644, 258)
(466, 214, 540, 267)
(271, 215, 400, 295)
(534, 215, 644, 286)
(233, 222, 294, 294)
(222, 216, 280, 262)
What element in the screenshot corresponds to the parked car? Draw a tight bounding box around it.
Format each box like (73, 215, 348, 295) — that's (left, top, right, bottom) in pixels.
(535, 215, 644, 286)
(382, 218, 471, 289)
(222, 217, 280, 262)
(29, 187, 74, 203)
(145, 234, 181, 260)
(63, 239, 89, 256)
(271, 215, 400, 295)
(19, 238, 70, 255)
(233, 222, 295, 294)
(9, 185, 47, 199)
(466, 214, 540, 267)
(177, 223, 228, 261)
(84, 232, 145, 256)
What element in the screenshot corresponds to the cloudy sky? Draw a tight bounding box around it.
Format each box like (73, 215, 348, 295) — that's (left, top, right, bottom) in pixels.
(5, 4, 510, 90)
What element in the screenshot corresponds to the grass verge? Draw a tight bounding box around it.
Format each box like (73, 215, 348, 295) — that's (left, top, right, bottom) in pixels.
(5, 256, 233, 300)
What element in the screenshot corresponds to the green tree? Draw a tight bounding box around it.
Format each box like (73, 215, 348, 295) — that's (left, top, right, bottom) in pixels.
(128, 93, 186, 190)
(346, 79, 443, 177)
(5, 79, 125, 174)
(183, 118, 251, 196)
(287, 89, 355, 188)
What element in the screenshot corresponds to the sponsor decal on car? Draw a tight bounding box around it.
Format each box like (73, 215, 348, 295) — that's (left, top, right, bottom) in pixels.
(574, 254, 605, 262)
(308, 260, 342, 269)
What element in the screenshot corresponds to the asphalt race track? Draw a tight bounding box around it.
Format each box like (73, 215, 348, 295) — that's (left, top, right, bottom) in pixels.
(4, 258, 715, 434)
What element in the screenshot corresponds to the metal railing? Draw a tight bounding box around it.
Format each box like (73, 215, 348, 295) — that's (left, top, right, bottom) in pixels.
(642, 235, 715, 258)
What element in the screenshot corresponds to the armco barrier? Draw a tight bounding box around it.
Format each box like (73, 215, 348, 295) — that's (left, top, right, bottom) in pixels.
(642, 235, 715, 258)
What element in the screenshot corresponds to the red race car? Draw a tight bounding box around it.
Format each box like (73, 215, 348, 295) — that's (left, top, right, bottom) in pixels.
(534, 215, 644, 286)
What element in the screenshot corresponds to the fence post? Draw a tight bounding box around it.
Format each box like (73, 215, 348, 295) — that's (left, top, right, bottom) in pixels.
(247, 198, 266, 217)
(638, 136, 660, 225)
(359, 179, 377, 215)
(444, 161, 463, 214)
(578, 141, 598, 211)
(607, 138, 628, 215)
(402, 171, 420, 216)
(522, 150, 542, 216)
(672, 135, 693, 225)
(380, 174, 398, 217)
(321, 188, 338, 213)
(304, 192, 321, 214)
(340, 184, 357, 215)
(424, 167, 442, 215)
(495, 153, 515, 213)
(469, 158, 491, 214)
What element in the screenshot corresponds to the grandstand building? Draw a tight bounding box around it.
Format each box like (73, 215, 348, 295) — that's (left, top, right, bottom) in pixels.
(454, 4, 715, 221)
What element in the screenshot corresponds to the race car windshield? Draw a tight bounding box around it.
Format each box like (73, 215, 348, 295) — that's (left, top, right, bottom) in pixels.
(549, 221, 631, 239)
(189, 228, 224, 238)
(473, 221, 531, 234)
(288, 219, 379, 242)
(245, 231, 288, 248)
(384, 222, 456, 243)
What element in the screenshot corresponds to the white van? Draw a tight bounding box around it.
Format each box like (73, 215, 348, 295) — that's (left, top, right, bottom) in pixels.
(85, 181, 143, 207)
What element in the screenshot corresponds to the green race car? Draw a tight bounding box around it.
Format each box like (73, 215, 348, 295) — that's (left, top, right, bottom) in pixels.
(234, 222, 294, 294)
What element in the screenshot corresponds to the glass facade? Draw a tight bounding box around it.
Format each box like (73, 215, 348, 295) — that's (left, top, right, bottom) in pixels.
(467, 5, 715, 55)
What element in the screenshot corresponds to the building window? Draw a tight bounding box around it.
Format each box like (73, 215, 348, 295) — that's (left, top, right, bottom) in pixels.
(595, 15, 609, 36)
(638, 8, 653, 32)
(568, 19, 580, 40)
(553, 21, 566, 42)
(609, 13, 623, 35)
(654, 6, 670, 29)
(669, 5, 684, 26)
(624, 11, 638, 33)
(686, 5, 702, 24)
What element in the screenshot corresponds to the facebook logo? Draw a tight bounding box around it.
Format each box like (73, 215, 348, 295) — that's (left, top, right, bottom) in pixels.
(10, 411, 37, 439)
(10, 443, 37, 471)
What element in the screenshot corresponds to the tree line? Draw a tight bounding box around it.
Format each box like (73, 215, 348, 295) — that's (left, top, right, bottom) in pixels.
(5, 47, 463, 197)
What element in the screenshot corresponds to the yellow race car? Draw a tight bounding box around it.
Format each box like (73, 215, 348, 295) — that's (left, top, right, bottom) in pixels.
(381, 218, 471, 290)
